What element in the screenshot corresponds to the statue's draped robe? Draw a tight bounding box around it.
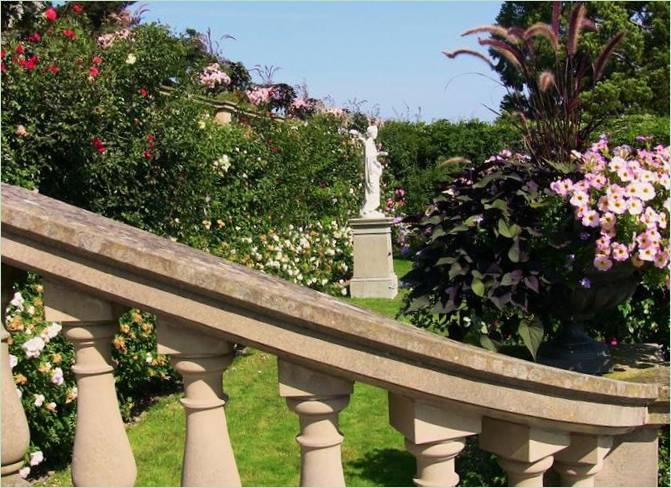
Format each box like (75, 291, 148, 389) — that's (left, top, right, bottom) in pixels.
(362, 137, 382, 215)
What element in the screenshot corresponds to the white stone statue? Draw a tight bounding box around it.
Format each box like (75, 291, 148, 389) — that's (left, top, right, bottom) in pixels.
(350, 125, 387, 218)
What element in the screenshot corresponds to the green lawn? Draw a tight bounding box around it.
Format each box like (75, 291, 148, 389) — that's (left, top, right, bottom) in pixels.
(45, 351, 416, 487)
(42, 259, 418, 487)
(344, 258, 412, 320)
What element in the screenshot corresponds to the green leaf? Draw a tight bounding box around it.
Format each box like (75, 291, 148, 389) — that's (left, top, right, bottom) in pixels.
(471, 277, 485, 297)
(519, 318, 544, 360)
(430, 227, 446, 241)
(508, 238, 520, 263)
(498, 218, 512, 238)
(448, 224, 469, 234)
(480, 335, 501, 352)
(472, 173, 498, 188)
(449, 262, 468, 279)
(498, 218, 521, 238)
(484, 199, 510, 217)
(406, 295, 430, 312)
(464, 215, 482, 227)
(433, 300, 458, 314)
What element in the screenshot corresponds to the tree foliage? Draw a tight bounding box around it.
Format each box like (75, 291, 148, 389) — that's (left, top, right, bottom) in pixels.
(495, 1, 670, 117)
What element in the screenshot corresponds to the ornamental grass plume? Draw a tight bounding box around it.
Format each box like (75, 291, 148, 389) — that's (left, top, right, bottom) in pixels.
(443, 1, 626, 166)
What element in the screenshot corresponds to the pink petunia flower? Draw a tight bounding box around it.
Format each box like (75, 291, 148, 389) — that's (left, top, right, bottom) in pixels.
(611, 243, 629, 262)
(581, 210, 600, 227)
(594, 254, 613, 271)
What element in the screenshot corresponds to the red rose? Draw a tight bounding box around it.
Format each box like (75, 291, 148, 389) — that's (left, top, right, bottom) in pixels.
(89, 66, 99, 78)
(72, 4, 82, 14)
(15, 44, 24, 55)
(138, 88, 148, 97)
(1, 49, 6, 60)
(20, 55, 38, 71)
(27, 33, 41, 43)
(146, 134, 156, 143)
(92, 55, 103, 65)
(143, 150, 152, 160)
(44, 7, 57, 22)
(63, 29, 76, 40)
(91, 137, 106, 154)
(47, 64, 60, 74)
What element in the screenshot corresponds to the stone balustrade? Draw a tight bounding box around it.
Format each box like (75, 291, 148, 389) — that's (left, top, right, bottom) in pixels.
(1, 182, 668, 487)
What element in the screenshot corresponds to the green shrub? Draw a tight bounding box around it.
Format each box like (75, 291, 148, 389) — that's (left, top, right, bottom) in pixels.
(217, 221, 352, 295)
(378, 119, 519, 216)
(599, 114, 670, 147)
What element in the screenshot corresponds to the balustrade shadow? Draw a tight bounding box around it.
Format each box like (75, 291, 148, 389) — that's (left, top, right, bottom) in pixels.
(345, 448, 414, 487)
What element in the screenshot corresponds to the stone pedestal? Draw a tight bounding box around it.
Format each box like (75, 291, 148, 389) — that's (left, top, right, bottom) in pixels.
(349, 217, 398, 299)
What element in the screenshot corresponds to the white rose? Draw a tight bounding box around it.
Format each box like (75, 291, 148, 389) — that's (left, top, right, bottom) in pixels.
(22, 337, 46, 359)
(9, 292, 24, 310)
(33, 394, 45, 407)
(29, 451, 44, 466)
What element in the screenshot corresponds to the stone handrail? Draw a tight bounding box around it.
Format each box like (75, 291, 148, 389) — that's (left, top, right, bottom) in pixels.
(1, 182, 667, 487)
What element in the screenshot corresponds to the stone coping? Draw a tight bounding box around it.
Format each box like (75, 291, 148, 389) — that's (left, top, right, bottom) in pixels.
(1, 184, 663, 430)
(349, 216, 396, 225)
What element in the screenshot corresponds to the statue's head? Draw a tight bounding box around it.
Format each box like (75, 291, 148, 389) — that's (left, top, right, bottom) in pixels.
(366, 125, 378, 139)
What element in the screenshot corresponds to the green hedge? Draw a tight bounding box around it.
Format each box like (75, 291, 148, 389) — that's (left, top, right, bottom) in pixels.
(378, 119, 519, 215)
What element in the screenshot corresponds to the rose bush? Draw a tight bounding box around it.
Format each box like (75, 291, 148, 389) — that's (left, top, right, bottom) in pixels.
(5, 276, 177, 477)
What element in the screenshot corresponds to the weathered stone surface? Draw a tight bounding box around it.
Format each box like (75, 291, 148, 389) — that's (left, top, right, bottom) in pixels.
(606, 343, 669, 427)
(349, 217, 398, 298)
(594, 427, 659, 487)
(0, 183, 664, 433)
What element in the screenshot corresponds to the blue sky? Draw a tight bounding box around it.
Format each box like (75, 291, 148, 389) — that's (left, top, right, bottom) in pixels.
(141, 2, 506, 122)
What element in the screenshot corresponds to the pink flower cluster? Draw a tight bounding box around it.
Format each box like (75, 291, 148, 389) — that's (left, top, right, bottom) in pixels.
(198, 63, 231, 89)
(325, 107, 346, 118)
(550, 138, 670, 273)
(246, 86, 273, 106)
(291, 98, 308, 110)
(97, 29, 131, 49)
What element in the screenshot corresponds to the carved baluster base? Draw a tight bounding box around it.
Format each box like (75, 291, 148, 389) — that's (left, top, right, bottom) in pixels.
(389, 393, 480, 487)
(553, 434, 612, 487)
(158, 319, 240, 487)
(44, 280, 136, 487)
(479, 417, 569, 488)
(278, 360, 353, 487)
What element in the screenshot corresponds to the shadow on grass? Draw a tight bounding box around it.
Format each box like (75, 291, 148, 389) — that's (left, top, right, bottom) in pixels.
(346, 448, 415, 486)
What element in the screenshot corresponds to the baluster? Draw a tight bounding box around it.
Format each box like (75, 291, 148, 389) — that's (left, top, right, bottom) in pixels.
(389, 393, 480, 486)
(44, 280, 136, 487)
(278, 359, 353, 487)
(157, 319, 240, 487)
(552, 434, 612, 487)
(479, 417, 569, 487)
(1, 265, 30, 482)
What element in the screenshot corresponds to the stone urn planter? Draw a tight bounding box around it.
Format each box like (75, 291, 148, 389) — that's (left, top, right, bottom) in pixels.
(538, 265, 640, 375)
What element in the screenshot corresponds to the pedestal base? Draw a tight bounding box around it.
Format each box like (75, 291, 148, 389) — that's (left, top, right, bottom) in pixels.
(350, 277, 398, 299)
(349, 217, 398, 299)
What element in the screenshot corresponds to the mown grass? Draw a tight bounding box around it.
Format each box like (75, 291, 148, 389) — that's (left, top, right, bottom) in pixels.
(42, 259, 417, 487)
(43, 353, 414, 487)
